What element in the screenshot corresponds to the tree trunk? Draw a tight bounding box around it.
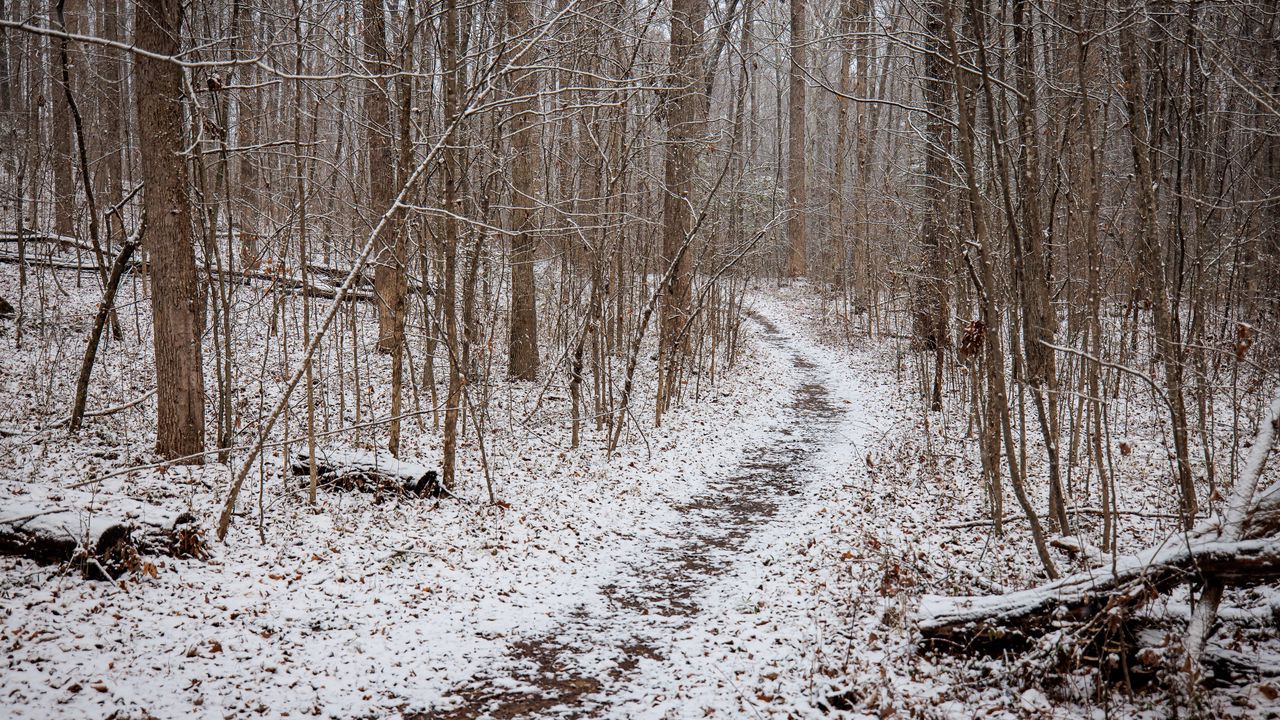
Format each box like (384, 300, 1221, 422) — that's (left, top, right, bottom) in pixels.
(919, 0, 949, 411)
(440, 0, 464, 491)
(363, 0, 403, 355)
(135, 0, 205, 462)
(947, 0, 1056, 578)
(506, 0, 540, 381)
(49, 0, 73, 237)
(1011, 0, 1068, 533)
(830, 0, 852, 291)
(658, 0, 705, 417)
(99, 0, 124, 212)
(785, 0, 806, 277)
(1120, 24, 1197, 528)
(70, 230, 141, 432)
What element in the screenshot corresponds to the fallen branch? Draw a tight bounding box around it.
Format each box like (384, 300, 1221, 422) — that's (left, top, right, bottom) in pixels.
(70, 223, 143, 432)
(290, 447, 443, 498)
(0, 498, 205, 580)
(0, 251, 377, 302)
(918, 535, 1280, 646)
(918, 386, 1280, 657)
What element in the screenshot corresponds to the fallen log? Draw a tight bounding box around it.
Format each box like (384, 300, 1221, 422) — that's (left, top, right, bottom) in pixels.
(918, 534, 1280, 647)
(0, 501, 205, 580)
(237, 267, 376, 302)
(1, 229, 428, 295)
(291, 447, 443, 498)
(920, 386, 1280, 656)
(1202, 645, 1280, 686)
(1125, 626, 1280, 688)
(0, 250, 377, 302)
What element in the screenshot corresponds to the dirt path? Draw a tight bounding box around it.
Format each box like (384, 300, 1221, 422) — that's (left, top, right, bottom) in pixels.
(425, 314, 844, 719)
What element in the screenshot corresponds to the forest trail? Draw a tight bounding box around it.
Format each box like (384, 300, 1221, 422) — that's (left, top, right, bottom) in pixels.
(431, 311, 853, 719)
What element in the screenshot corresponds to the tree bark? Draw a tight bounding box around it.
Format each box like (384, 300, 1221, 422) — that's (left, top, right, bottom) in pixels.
(506, 0, 540, 381)
(919, 0, 949, 411)
(785, 0, 806, 277)
(363, 0, 403, 355)
(440, 0, 464, 491)
(947, 0, 1056, 578)
(70, 228, 141, 432)
(830, 0, 852, 289)
(135, 0, 205, 462)
(1120, 21, 1197, 528)
(49, 0, 73, 237)
(1011, 0, 1068, 533)
(99, 0, 125, 212)
(658, 0, 705, 417)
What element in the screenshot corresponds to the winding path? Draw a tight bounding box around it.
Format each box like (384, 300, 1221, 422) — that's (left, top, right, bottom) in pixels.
(432, 313, 847, 719)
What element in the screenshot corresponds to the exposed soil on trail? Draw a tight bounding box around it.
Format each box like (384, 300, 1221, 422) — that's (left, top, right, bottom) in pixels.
(421, 314, 843, 719)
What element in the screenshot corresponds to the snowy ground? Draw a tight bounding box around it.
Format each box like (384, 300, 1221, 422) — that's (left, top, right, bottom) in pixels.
(2, 267, 1278, 719)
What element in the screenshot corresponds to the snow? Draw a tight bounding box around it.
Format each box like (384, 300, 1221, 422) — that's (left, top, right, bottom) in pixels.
(0, 279, 793, 717)
(1, 269, 1278, 718)
(300, 447, 437, 477)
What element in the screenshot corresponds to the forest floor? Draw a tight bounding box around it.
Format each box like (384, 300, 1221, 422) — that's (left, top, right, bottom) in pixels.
(426, 309, 869, 719)
(2, 272, 1278, 719)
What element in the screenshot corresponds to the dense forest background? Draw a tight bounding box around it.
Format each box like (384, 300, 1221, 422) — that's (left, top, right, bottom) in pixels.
(1, 0, 1279, 715)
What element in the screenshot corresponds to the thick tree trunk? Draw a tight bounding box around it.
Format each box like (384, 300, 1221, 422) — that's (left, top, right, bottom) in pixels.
(784, 0, 806, 277)
(919, 0, 949, 411)
(919, 536, 1280, 647)
(658, 0, 705, 417)
(135, 0, 205, 462)
(506, 0, 540, 381)
(49, 0, 73, 237)
(1, 490, 202, 580)
(362, 0, 403, 354)
(440, 0, 463, 491)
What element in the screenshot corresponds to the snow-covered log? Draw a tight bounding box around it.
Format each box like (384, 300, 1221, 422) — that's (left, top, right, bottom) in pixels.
(291, 448, 443, 497)
(918, 535, 1280, 645)
(921, 387, 1280, 651)
(0, 502, 203, 579)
